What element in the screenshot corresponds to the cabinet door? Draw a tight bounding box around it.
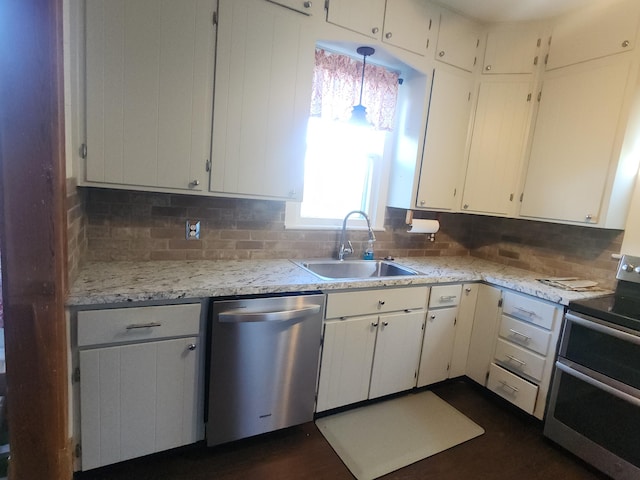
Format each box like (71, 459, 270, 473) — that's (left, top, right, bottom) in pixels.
(266, 0, 322, 16)
(417, 307, 456, 387)
(520, 55, 632, 224)
(369, 310, 425, 399)
(416, 65, 473, 210)
(435, 9, 480, 72)
(79, 337, 202, 470)
(462, 79, 533, 216)
(85, 0, 215, 191)
(546, 0, 640, 70)
(382, 0, 437, 56)
(211, 0, 314, 200)
(326, 0, 386, 40)
(466, 284, 501, 386)
(316, 316, 377, 412)
(483, 27, 541, 75)
(450, 283, 478, 377)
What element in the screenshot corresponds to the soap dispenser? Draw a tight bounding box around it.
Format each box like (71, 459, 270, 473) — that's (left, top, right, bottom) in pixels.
(363, 239, 374, 260)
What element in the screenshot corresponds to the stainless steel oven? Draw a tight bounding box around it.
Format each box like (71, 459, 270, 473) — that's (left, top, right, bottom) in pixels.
(544, 255, 640, 480)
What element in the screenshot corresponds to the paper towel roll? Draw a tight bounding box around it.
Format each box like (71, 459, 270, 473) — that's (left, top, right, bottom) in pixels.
(407, 219, 440, 234)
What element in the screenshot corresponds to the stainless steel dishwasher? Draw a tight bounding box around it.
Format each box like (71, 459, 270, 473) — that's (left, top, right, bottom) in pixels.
(206, 294, 325, 446)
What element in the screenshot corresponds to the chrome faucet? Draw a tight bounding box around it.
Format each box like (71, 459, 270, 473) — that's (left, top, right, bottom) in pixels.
(338, 210, 376, 261)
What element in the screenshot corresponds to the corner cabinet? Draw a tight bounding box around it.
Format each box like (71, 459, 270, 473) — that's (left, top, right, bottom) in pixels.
(461, 78, 534, 216)
(315, 286, 428, 412)
(75, 303, 205, 471)
(84, 0, 216, 191)
(210, 0, 315, 200)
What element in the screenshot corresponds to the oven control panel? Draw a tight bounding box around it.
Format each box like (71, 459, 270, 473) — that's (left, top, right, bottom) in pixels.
(616, 255, 640, 282)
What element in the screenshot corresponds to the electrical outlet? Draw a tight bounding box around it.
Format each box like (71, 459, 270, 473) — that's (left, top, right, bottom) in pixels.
(186, 220, 200, 240)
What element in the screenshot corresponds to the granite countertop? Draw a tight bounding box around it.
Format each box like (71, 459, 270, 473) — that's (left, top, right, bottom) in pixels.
(67, 256, 612, 307)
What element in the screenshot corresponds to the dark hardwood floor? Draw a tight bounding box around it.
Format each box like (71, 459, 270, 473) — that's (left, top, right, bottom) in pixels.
(75, 379, 610, 480)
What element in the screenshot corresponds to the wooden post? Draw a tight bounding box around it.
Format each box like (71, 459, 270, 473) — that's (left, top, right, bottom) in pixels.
(0, 0, 72, 478)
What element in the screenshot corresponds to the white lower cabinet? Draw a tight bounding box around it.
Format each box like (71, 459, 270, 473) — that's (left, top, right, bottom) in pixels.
(417, 283, 478, 386)
(316, 287, 428, 412)
(76, 303, 204, 471)
(316, 315, 378, 411)
(369, 310, 426, 399)
(465, 284, 502, 385)
(487, 290, 563, 419)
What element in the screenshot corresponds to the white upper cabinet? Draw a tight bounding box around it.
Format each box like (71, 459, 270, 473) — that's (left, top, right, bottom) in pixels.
(266, 0, 322, 16)
(435, 8, 481, 72)
(520, 54, 637, 226)
(546, 0, 640, 70)
(210, 0, 315, 200)
(326, 0, 437, 56)
(416, 65, 473, 211)
(84, 0, 216, 191)
(462, 79, 533, 216)
(482, 25, 542, 75)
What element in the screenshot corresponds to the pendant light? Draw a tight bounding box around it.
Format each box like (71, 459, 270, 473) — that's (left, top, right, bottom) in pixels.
(350, 46, 375, 125)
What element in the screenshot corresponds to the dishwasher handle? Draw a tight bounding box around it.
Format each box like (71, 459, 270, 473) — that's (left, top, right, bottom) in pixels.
(218, 304, 321, 323)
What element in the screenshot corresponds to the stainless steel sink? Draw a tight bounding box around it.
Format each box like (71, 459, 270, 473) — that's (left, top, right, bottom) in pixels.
(294, 259, 419, 280)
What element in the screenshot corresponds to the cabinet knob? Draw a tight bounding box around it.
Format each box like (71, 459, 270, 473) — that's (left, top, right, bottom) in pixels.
(190, 179, 200, 187)
(372, 27, 379, 34)
(585, 214, 593, 222)
(382, 321, 389, 327)
(485, 65, 492, 71)
(419, 200, 425, 206)
(430, 314, 436, 320)
(378, 300, 385, 306)
(622, 40, 630, 48)
(303, 1, 312, 7)
(371, 321, 379, 327)
(463, 204, 469, 209)
(438, 50, 445, 57)
(188, 343, 197, 351)
(385, 32, 392, 39)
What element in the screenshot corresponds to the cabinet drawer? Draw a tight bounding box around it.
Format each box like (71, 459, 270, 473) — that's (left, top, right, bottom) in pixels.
(325, 287, 429, 319)
(494, 338, 546, 382)
(487, 363, 538, 414)
(498, 315, 551, 356)
(502, 291, 560, 330)
(78, 303, 202, 347)
(428, 284, 462, 308)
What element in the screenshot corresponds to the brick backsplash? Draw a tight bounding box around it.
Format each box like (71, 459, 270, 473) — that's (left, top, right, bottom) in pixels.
(66, 177, 87, 285)
(68, 185, 624, 290)
(468, 215, 623, 290)
(79, 188, 468, 262)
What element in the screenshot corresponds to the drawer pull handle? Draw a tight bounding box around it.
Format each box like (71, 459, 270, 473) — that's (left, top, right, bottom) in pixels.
(509, 329, 531, 342)
(514, 306, 536, 317)
(439, 295, 457, 302)
(499, 380, 519, 394)
(126, 322, 162, 330)
(188, 343, 197, 351)
(505, 354, 526, 366)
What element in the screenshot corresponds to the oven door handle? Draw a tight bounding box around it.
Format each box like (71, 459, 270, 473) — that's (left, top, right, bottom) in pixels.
(565, 312, 640, 346)
(556, 361, 640, 407)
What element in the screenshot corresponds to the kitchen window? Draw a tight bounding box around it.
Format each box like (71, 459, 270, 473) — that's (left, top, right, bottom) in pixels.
(285, 48, 399, 231)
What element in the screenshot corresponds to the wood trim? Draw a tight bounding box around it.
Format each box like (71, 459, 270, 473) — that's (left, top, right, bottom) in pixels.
(0, 0, 72, 478)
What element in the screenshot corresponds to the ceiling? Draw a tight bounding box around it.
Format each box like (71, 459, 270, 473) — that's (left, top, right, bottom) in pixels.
(434, 0, 608, 23)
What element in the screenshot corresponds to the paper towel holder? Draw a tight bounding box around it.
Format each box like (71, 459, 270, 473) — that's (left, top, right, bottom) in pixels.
(405, 210, 438, 242)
